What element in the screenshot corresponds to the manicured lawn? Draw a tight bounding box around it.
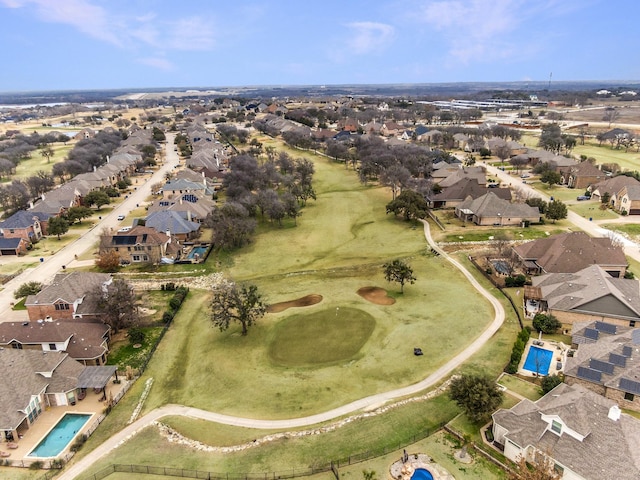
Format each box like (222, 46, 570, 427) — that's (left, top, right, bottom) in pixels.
(107, 326, 165, 370)
(11, 297, 26, 310)
(570, 201, 618, 220)
(13, 143, 74, 179)
(498, 373, 543, 401)
(603, 223, 640, 241)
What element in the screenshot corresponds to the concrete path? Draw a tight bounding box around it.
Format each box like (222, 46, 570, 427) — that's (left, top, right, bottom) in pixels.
(0, 135, 180, 319)
(56, 219, 506, 480)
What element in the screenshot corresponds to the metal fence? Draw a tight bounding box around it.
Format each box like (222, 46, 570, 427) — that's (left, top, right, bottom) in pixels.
(83, 423, 447, 480)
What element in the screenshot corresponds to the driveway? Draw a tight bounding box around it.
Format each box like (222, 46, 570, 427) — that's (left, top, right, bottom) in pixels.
(0, 134, 179, 319)
(484, 163, 640, 264)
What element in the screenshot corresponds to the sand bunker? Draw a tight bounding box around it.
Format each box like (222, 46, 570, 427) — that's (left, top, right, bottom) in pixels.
(267, 294, 323, 313)
(357, 286, 395, 305)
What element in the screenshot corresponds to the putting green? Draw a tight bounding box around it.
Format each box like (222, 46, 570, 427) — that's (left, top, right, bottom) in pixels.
(268, 307, 376, 367)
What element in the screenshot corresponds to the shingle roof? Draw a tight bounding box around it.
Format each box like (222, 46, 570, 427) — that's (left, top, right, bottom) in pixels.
(438, 167, 486, 187)
(0, 210, 44, 229)
(145, 211, 200, 235)
(532, 264, 640, 319)
(513, 232, 627, 273)
(0, 237, 23, 249)
(457, 192, 540, 219)
(25, 272, 112, 307)
(0, 349, 83, 430)
(592, 176, 640, 197)
(493, 383, 640, 480)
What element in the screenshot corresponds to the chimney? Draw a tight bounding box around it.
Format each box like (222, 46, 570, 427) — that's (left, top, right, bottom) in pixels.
(93, 165, 97, 172)
(187, 210, 192, 222)
(166, 230, 171, 243)
(29, 201, 34, 209)
(608, 405, 621, 421)
(41, 193, 46, 201)
(202, 172, 206, 187)
(106, 155, 110, 163)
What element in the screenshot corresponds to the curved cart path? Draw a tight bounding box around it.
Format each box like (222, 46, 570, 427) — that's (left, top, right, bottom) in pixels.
(58, 219, 505, 480)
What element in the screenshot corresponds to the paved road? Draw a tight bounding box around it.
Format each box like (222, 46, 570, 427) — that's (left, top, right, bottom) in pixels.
(57, 218, 506, 480)
(484, 163, 640, 264)
(0, 134, 179, 319)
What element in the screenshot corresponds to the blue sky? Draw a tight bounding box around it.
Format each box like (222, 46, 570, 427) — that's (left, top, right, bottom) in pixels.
(1, 0, 639, 92)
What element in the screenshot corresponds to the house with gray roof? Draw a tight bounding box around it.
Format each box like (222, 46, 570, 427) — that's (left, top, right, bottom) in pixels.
(25, 272, 113, 322)
(455, 192, 540, 226)
(0, 349, 86, 441)
(512, 232, 627, 277)
(493, 383, 640, 480)
(564, 320, 640, 412)
(590, 175, 640, 207)
(526, 265, 640, 328)
(0, 210, 51, 243)
(616, 184, 640, 215)
(144, 210, 200, 241)
(437, 166, 486, 188)
(428, 178, 511, 209)
(0, 237, 28, 256)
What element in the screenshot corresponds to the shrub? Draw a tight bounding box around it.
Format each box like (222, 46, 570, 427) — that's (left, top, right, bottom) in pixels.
(162, 311, 174, 323)
(29, 460, 44, 470)
(169, 297, 181, 311)
(162, 282, 176, 291)
(532, 313, 562, 334)
(506, 329, 530, 373)
(13, 281, 43, 299)
(128, 326, 146, 345)
(541, 374, 564, 395)
(504, 275, 526, 287)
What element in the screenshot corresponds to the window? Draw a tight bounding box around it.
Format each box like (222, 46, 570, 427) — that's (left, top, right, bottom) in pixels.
(132, 255, 141, 262)
(115, 247, 119, 252)
(55, 303, 70, 311)
(49, 343, 57, 351)
(147, 246, 152, 251)
(630, 321, 636, 327)
(134, 245, 145, 251)
(625, 392, 635, 401)
(551, 420, 562, 434)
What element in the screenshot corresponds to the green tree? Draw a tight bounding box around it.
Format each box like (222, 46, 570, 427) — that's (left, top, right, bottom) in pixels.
(385, 190, 428, 221)
(540, 374, 563, 395)
(540, 170, 562, 187)
(39, 144, 55, 163)
(210, 282, 266, 336)
(94, 278, 139, 333)
(83, 190, 111, 210)
(383, 259, 416, 293)
(449, 373, 504, 423)
(545, 200, 567, 223)
(532, 313, 562, 334)
(152, 126, 166, 142)
(66, 206, 93, 224)
(47, 216, 69, 240)
(13, 281, 43, 299)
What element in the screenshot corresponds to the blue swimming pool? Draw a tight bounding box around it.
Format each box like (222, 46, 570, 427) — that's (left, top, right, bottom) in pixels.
(411, 468, 434, 480)
(187, 246, 208, 259)
(523, 345, 553, 376)
(28, 413, 92, 458)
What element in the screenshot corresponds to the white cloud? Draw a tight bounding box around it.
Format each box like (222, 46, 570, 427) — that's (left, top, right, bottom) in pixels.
(137, 57, 174, 71)
(1, 0, 216, 52)
(346, 22, 395, 54)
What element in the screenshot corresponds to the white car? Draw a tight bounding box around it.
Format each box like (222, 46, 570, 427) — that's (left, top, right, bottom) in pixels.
(117, 215, 125, 221)
(118, 226, 131, 232)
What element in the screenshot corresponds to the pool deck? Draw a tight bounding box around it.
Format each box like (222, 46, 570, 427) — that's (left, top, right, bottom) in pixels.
(518, 339, 568, 378)
(1, 379, 128, 462)
(389, 453, 455, 480)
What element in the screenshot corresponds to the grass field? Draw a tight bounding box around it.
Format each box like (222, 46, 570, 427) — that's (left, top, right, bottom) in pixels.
(498, 373, 542, 401)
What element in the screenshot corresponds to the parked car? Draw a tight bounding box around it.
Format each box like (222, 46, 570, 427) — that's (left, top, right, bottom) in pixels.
(576, 195, 590, 201)
(117, 214, 125, 221)
(520, 174, 530, 178)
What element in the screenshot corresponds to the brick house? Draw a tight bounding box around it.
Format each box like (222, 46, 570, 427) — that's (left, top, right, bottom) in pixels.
(0, 237, 29, 255)
(100, 225, 180, 265)
(25, 272, 113, 322)
(562, 161, 606, 190)
(455, 192, 541, 226)
(616, 184, 640, 215)
(0, 210, 51, 243)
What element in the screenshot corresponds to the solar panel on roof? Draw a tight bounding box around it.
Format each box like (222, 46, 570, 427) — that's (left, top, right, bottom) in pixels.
(610, 353, 627, 367)
(595, 321, 617, 335)
(576, 366, 602, 383)
(589, 358, 615, 375)
(623, 346, 633, 357)
(112, 235, 136, 245)
(583, 328, 599, 340)
(619, 377, 640, 395)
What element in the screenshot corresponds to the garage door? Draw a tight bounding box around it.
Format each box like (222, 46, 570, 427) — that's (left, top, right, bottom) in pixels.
(0, 249, 17, 255)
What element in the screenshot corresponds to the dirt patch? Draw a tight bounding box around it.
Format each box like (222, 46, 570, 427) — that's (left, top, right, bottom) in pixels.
(267, 294, 323, 313)
(357, 286, 395, 305)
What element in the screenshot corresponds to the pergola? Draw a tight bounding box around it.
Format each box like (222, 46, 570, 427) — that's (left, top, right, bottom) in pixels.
(77, 366, 118, 397)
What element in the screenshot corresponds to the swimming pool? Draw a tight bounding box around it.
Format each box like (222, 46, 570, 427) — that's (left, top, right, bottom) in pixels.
(28, 413, 92, 458)
(523, 345, 553, 376)
(187, 246, 208, 259)
(411, 468, 434, 480)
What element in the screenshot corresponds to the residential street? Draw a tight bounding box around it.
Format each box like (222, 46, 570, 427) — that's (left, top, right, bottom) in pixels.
(0, 134, 179, 320)
(483, 163, 640, 264)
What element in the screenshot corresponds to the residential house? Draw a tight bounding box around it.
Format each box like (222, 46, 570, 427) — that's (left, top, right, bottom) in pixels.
(25, 272, 113, 322)
(0, 237, 29, 256)
(0, 320, 111, 366)
(562, 161, 605, 189)
(616, 184, 640, 215)
(380, 121, 403, 137)
(100, 225, 180, 265)
(428, 178, 511, 209)
(512, 232, 627, 277)
(0, 210, 50, 243)
(455, 192, 541, 226)
(144, 210, 200, 241)
(338, 118, 359, 132)
(526, 265, 640, 327)
(492, 383, 640, 480)
(437, 166, 487, 188)
(161, 178, 213, 201)
(590, 176, 640, 207)
(362, 121, 382, 135)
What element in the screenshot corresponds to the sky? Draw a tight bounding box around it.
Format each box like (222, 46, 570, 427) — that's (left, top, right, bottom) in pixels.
(1, 0, 639, 92)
